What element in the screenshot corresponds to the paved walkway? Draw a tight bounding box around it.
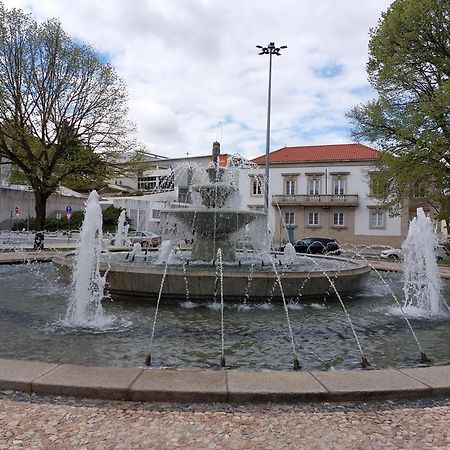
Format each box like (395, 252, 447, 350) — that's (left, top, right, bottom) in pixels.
(1, 391, 449, 449)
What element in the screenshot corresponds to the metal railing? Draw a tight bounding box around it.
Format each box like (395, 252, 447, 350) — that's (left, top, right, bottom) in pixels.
(273, 194, 359, 206)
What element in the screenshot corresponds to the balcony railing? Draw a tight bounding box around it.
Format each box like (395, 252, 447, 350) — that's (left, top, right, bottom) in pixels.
(272, 194, 359, 207)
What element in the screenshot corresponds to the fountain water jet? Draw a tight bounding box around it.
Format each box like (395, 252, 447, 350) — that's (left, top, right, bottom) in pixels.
(112, 210, 130, 247)
(64, 191, 114, 328)
(402, 207, 446, 316)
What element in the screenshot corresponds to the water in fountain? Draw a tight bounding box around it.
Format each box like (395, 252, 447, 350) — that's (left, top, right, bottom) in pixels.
(402, 207, 446, 316)
(113, 210, 130, 247)
(64, 190, 115, 328)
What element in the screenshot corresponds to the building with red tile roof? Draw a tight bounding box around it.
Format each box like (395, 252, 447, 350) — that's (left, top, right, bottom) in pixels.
(238, 142, 424, 249)
(251, 143, 380, 165)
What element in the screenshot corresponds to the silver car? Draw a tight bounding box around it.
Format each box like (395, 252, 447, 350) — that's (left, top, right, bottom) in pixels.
(110, 231, 161, 248)
(380, 245, 450, 261)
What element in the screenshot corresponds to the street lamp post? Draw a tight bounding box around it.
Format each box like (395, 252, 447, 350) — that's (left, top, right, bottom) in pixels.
(256, 42, 287, 213)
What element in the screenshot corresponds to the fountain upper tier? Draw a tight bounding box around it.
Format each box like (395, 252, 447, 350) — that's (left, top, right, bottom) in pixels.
(160, 141, 266, 262)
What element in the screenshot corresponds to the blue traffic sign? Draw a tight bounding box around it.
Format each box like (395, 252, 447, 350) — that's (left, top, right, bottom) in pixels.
(66, 205, 72, 214)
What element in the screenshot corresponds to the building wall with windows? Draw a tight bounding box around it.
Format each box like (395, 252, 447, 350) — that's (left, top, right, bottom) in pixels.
(239, 144, 407, 249)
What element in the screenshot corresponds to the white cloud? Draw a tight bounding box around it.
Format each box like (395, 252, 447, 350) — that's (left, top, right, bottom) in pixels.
(3, 0, 393, 159)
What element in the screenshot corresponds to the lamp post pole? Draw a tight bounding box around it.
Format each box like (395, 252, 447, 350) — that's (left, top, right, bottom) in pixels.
(256, 42, 287, 213)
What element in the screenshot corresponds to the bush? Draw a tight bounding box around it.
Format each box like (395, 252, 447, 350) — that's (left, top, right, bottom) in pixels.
(12, 205, 127, 232)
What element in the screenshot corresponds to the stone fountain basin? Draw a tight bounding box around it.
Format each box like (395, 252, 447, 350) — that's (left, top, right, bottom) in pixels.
(52, 254, 371, 301)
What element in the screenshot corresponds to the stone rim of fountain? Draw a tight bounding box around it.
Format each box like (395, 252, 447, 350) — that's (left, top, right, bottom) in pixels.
(0, 356, 449, 404)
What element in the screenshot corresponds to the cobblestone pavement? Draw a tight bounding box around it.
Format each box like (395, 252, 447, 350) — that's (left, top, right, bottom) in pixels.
(1, 391, 449, 449)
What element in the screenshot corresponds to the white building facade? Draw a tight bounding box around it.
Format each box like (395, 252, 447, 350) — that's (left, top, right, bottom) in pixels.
(239, 144, 410, 249)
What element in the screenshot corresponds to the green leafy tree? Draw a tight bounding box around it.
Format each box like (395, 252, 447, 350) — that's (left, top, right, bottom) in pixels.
(0, 4, 139, 248)
(347, 0, 450, 227)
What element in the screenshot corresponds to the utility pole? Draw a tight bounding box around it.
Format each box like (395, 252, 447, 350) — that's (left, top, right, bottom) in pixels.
(256, 42, 287, 213)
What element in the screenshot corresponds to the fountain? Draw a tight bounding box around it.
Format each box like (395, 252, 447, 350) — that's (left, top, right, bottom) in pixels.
(63, 191, 114, 328)
(112, 210, 130, 247)
(402, 207, 446, 316)
(1, 175, 450, 371)
(53, 142, 371, 302)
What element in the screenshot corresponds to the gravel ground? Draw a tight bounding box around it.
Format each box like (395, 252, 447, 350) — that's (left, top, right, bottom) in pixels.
(1, 391, 449, 449)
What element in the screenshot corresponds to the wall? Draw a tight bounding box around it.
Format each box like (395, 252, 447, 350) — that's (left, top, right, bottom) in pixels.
(0, 186, 86, 230)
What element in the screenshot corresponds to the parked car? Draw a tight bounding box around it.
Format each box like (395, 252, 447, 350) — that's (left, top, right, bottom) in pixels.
(286, 237, 341, 255)
(380, 245, 450, 261)
(380, 248, 404, 260)
(110, 231, 161, 248)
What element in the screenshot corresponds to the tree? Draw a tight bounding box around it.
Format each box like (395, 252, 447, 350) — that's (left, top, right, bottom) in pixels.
(0, 4, 137, 248)
(347, 0, 450, 227)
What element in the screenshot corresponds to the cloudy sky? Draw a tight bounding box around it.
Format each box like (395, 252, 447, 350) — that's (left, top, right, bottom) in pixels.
(4, 0, 393, 159)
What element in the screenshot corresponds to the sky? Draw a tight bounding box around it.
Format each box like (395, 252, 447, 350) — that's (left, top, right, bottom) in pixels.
(3, 0, 394, 160)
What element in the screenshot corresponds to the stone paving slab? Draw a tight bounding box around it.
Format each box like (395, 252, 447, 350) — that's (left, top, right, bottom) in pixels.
(131, 368, 227, 402)
(227, 370, 327, 402)
(400, 365, 450, 395)
(0, 359, 59, 393)
(32, 363, 143, 401)
(312, 368, 432, 401)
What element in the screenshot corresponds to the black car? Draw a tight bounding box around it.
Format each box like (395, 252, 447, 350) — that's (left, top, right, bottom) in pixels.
(291, 237, 340, 255)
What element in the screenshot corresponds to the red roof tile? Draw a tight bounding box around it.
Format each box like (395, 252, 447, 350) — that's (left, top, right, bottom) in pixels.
(251, 143, 380, 164)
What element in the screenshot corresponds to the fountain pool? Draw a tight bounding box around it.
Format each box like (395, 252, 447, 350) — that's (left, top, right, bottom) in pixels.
(1, 262, 449, 371)
(2, 144, 449, 373)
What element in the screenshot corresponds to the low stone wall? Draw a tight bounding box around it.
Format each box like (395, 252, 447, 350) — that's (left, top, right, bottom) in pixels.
(0, 186, 86, 230)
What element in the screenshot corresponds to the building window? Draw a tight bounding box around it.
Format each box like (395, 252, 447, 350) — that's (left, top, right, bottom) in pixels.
(138, 176, 157, 190)
(333, 212, 344, 226)
(370, 211, 385, 228)
(308, 212, 319, 225)
(285, 212, 295, 225)
(333, 178, 345, 195)
(251, 176, 263, 196)
(309, 179, 320, 195)
(285, 180, 295, 195)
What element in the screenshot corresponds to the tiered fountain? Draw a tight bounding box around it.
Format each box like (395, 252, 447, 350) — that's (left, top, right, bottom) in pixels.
(1, 149, 449, 371)
(53, 142, 371, 301)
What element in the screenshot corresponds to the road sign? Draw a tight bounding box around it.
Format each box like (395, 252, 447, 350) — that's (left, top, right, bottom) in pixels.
(14, 206, 20, 219)
(66, 205, 72, 214)
(66, 212, 72, 220)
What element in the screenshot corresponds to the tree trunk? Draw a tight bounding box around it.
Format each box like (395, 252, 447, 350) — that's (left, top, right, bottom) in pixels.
(34, 192, 49, 250)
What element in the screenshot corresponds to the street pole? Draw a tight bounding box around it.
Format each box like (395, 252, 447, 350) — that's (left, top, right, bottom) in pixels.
(256, 42, 287, 213)
(264, 51, 272, 213)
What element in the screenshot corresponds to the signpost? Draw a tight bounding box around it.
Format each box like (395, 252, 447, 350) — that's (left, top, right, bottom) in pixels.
(14, 206, 20, 219)
(56, 213, 62, 232)
(66, 205, 72, 242)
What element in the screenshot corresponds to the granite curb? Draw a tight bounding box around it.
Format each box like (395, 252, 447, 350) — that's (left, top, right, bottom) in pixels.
(0, 358, 449, 404)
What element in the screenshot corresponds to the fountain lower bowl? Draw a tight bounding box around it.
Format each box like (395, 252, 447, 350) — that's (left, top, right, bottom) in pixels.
(52, 253, 371, 301)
